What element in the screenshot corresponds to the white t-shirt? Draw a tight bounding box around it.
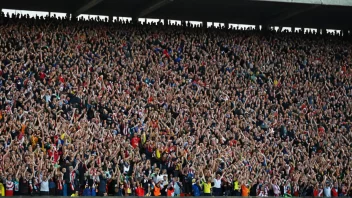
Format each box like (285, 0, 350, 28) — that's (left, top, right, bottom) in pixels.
(324, 186, 331, 197)
(40, 180, 49, 192)
(213, 178, 222, 188)
(123, 165, 130, 174)
(272, 184, 280, 195)
(157, 174, 167, 183)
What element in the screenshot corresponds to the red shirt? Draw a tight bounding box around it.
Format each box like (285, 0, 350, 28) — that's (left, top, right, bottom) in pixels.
(163, 49, 170, 58)
(147, 97, 154, 103)
(342, 66, 347, 73)
(229, 139, 237, 146)
(167, 188, 174, 196)
(39, 72, 46, 80)
(168, 146, 176, 153)
(131, 137, 141, 148)
(147, 145, 153, 153)
(151, 120, 158, 129)
(54, 150, 61, 163)
(332, 188, 338, 197)
(135, 187, 144, 196)
(59, 75, 65, 83)
(124, 150, 129, 158)
(293, 190, 299, 196)
(313, 189, 319, 197)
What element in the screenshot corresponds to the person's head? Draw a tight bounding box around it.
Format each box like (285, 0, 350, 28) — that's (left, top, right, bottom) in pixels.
(233, 175, 238, 181)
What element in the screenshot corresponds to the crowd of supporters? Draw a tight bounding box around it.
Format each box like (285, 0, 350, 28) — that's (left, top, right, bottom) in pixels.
(0, 11, 351, 197)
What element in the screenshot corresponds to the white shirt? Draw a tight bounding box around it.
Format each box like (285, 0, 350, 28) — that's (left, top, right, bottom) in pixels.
(157, 174, 167, 183)
(123, 165, 130, 174)
(40, 180, 49, 192)
(213, 178, 222, 188)
(324, 186, 331, 197)
(272, 184, 280, 195)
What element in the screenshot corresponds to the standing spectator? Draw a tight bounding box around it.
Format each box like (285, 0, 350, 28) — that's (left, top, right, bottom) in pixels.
(40, 174, 50, 196)
(212, 173, 223, 196)
(5, 175, 14, 196)
(241, 183, 250, 197)
(135, 182, 145, 197)
(323, 176, 332, 198)
(202, 178, 212, 196)
(192, 179, 201, 196)
(19, 172, 31, 195)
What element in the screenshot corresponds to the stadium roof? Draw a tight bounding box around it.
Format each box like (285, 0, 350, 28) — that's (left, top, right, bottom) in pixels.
(2, 0, 352, 30)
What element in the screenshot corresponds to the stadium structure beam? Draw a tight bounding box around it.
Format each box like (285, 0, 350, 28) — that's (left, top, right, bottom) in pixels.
(254, 0, 352, 6)
(138, 0, 173, 18)
(74, 0, 105, 16)
(267, 4, 319, 26)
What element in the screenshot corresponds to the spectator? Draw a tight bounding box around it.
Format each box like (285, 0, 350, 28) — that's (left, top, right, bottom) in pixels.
(0, 11, 351, 197)
(39, 174, 50, 195)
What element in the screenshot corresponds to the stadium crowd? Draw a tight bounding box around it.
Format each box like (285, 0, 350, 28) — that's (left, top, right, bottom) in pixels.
(0, 12, 351, 197)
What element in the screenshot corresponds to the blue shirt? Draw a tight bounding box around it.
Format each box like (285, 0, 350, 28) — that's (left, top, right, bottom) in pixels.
(91, 187, 96, 196)
(83, 188, 92, 196)
(174, 182, 181, 195)
(49, 181, 56, 189)
(98, 176, 107, 193)
(115, 189, 123, 196)
(192, 184, 201, 196)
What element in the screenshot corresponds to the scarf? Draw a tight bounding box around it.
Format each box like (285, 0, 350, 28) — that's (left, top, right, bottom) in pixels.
(70, 171, 76, 190)
(29, 179, 33, 192)
(167, 160, 172, 168)
(96, 157, 101, 166)
(318, 189, 323, 197)
(188, 169, 194, 176)
(6, 180, 14, 190)
(123, 123, 129, 136)
(57, 180, 63, 190)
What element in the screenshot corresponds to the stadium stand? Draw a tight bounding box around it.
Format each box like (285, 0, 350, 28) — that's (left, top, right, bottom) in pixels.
(0, 7, 351, 198)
